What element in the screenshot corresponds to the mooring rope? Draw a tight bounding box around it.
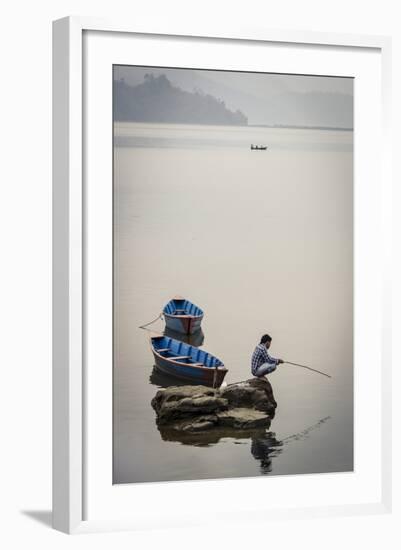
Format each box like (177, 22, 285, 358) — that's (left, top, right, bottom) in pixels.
(213, 366, 219, 389)
(139, 312, 164, 331)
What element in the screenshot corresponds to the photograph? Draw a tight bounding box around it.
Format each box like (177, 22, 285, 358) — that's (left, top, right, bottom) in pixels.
(112, 64, 354, 484)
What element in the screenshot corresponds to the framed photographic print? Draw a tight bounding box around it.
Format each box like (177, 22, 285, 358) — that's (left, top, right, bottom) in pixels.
(53, 17, 392, 533)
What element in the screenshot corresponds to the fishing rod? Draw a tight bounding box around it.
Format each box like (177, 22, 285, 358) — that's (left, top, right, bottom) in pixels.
(283, 361, 332, 379)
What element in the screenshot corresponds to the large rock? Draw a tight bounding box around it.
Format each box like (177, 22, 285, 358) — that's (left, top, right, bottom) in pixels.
(221, 378, 277, 415)
(151, 378, 276, 433)
(151, 385, 228, 425)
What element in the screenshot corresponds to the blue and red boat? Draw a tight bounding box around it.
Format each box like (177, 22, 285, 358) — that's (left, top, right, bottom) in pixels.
(163, 296, 203, 335)
(150, 335, 227, 387)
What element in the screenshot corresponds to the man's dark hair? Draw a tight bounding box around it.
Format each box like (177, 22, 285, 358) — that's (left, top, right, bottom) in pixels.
(260, 334, 272, 344)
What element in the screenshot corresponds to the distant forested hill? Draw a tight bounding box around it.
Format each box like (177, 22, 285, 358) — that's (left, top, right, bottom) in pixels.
(113, 74, 248, 126)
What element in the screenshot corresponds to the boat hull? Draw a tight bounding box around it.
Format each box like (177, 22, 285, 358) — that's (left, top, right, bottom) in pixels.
(152, 352, 227, 387)
(164, 313, 203, 335)
(150, 334, 227, 387)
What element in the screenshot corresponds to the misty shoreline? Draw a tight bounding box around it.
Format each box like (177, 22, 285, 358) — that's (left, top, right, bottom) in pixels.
(249, 124, 353, 132)
(114, 120, 354, 132)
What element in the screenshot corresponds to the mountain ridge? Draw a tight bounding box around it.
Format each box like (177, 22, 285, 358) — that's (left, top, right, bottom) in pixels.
(114, 74, 248, 126)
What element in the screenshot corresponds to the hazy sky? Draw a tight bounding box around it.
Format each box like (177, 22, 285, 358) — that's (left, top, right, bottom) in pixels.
(114, 65, 353, 128)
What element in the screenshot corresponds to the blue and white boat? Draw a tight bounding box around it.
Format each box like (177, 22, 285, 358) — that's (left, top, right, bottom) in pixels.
(163, 296, 204, 335)
(150, 335, 227, 387)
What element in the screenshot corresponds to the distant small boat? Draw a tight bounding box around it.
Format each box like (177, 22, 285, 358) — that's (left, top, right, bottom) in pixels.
(163, 296, 203, 335)
(251, 144, 267, 150)
(150, 335, 227, 387)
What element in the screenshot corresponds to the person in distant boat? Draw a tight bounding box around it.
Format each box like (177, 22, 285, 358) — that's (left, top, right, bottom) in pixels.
(251, 334, 283, 378)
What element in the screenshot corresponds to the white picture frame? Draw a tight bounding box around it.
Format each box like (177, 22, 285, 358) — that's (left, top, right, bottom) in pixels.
(52, 16, 392, 534)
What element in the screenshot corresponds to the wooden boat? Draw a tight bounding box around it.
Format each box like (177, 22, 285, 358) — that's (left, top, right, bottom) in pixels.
(163, 296, 204, 335)
(150, 335, 227, 387)
(250, 144, 267, 150)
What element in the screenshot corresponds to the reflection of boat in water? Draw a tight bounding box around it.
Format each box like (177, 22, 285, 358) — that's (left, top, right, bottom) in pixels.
(150, 335, 227, 387)
(163, 296, 204, 335)
(250, 144, 267, 151)
(149, 365, 227, 389)
(164, 326, 204, 347)
(149, 366, 194, 388)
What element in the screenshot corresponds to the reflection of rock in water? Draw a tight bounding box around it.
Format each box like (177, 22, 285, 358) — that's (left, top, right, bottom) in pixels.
(251, 433, 283, 474)
(157, 423, 283, 474)
(163, 326, 205, 347)
(158, 425, 270, 447)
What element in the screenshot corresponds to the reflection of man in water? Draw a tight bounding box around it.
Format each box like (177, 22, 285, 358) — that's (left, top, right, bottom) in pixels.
(251, 334, 283, 378)
(251, 432, 282, 474)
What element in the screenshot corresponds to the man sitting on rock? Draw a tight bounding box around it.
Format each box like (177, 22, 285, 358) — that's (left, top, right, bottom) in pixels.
(251, 334, 283, 378)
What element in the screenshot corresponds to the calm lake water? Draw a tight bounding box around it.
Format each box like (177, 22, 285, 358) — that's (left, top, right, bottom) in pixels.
(113, 122, 353, 484)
